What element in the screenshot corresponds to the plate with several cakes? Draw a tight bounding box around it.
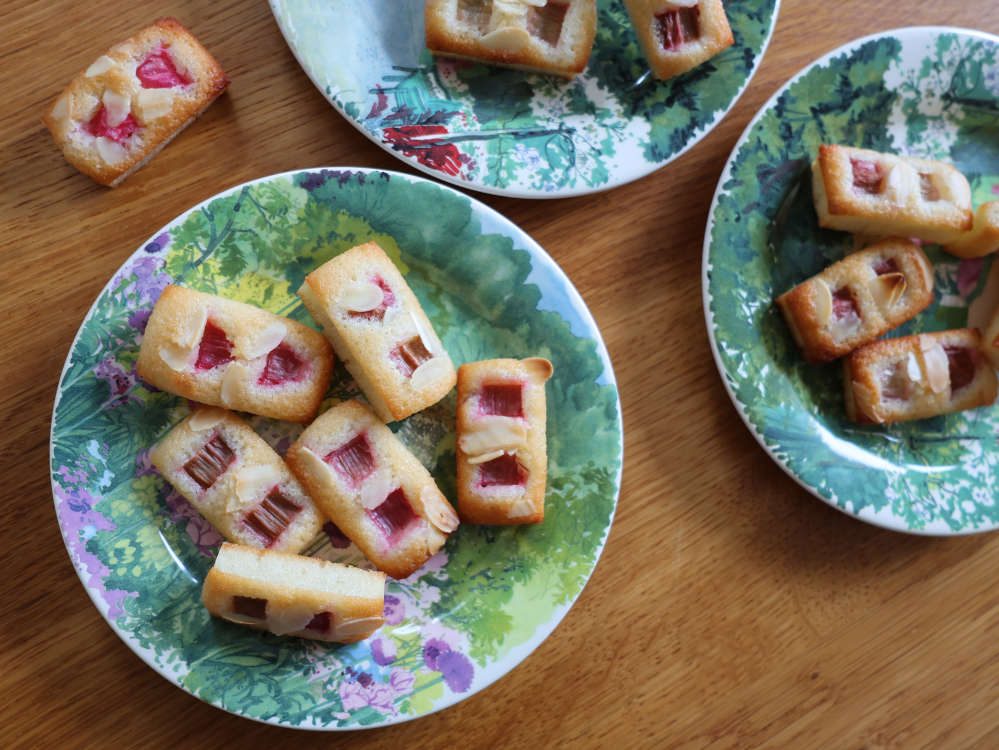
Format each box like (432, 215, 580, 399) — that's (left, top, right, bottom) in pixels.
(269, 0, 780, 198)
(704, 27, 999, 535)
(50, 167, 622, 728)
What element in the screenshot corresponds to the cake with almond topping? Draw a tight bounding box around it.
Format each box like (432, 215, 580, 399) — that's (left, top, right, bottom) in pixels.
(202, 543, 386, 643)
(622, 0, 733, 80)
(297, 242, 456, 423)
(286, 399, 459, 579)
(42, 18, 228, 187)
(425, 0, 597, 78)
(136, 285, 333, 423)
(456, 357, 553, 525)
(812, 145, 973, 243)
(776, 239, 934, 363)
(150, 408, 324, 553)
(844, 329, 997, 424)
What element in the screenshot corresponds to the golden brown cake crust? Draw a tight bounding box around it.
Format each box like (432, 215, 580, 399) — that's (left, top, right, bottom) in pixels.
(623, 0, 734, 81)
(775, 239, 934, 363)
(42, 18, 228, 187)
(984, 302, 999, 372)
(944, 202, 999, 259)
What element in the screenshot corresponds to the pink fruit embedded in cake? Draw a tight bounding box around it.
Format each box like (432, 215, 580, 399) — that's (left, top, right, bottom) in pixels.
(232, 595, 267, 619)
(195, 321, 234, 370)
(832, 288, 860, 321)
(656, 6, 700, 51)
(258, 342, 306, 386)
(944, 346, 978, 392)
(527, 1, 569, 46)
(349, 276, 396, 321)
(480, 383, 524, 417)
(873, 257, 899, 276)
(851, 159, 883, 194)
(478, 453, 527, 488)
(392, 336, 433, 377)
(367, 487, 420, 544)
(184, 433, 235, 489)
(85, 105, 139, 144)
(325, 433, 376, 486)
(243, 488, 302, 547)
(306, 611, 332, 633)
(136, 48, 192, 89)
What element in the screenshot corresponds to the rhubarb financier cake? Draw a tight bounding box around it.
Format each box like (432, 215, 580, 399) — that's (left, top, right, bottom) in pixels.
(425, 0, 597, 77)
(286, 400, 459, 579)
(456, 357, 553, 525)
(944, 202, 999, 259)
(776, 239, 934, 363)
(622, 0, 734, 80)
(202, 543, 386, 643)
(137, 285, 333, 423)
(150, 408, 324, 553)
(42, 17, 228, 187)
(298, 242, 456, 423)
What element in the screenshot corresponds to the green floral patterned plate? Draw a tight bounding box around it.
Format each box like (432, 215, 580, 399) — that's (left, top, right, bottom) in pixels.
(705, 27, 999, 535)
(269, 0, 779, 198)
(51, 168, 622, 727)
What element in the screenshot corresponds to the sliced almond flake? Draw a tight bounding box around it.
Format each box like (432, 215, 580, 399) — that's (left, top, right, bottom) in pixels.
(359, 470, 394, 510)
(86, 55, 116, 77)
(339, 281, 384, 313)
(884, 162, 917, 202)
(235, 465, 283, 504)
(188, 408, 225, 432)
(267, 605, 317, 636)
(906, 352, 921, 382)
(870, 272, 907, 309)
(243, 321, 287, 360)
(298, 446, 335, 480)
(481, 26, 532, 52)
(333, 616, 384, 640)
(51, 93, 69, 123)
(220, 363, 247, 407)
(420, 486, 459, 533)
(135, 88, 173, 121)
(159, 342, 192, 371)
(102, 90, 131, 127)
(941, 170, 967, 203)
(522, 357, 553, 382)
(466, 448, 506, 465)
(508, 499, 537, 518)
(224, 612, 265, 626)
(813, 280, 832, 326)
(668, 0, 700, 5)
(95, 137, 127, 165)
(410, 357, 451, 391)
(459, 416, 528, 457)
(175, 306, 208, 349)
(409, 311, 437, 355)
(923, 344, 949, 394)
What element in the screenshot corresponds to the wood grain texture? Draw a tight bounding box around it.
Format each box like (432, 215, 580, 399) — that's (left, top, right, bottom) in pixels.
(2, 1, 998, 747)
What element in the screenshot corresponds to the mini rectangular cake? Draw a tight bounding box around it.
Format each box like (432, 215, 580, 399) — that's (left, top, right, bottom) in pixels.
(456, 357, 553, 525)
(202, 543, 386, 643)
(286, 400, 459, 579)
(812, 144, 973, 243)
(425, 0, 597, 78)
(776, 239, 934, 363)
(297, 242, 456, 423)
(42, 18, 228, 187)
(944, 202, 999, 259)
(150, 408, 324, 553)
(137, 285, 333, 423)
(844, 329, 997, 424)
(622, 0, 734, 80)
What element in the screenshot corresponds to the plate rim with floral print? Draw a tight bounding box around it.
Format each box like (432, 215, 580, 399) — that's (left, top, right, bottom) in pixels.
(703, 26, 999, 536)
(50, 166, 622, 728)
(269, 0, 780, 199)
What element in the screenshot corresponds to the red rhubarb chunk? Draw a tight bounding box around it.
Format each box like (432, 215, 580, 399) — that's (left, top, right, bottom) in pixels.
(832, 288, 860, 321)
(367, 488, 420, 544)
(232, 595, 267, 619)
(656, 6, 700, 51)
(851, 159, 883, 194)
(480, 383, 524, 417)
(919, 173, 940, 201)
(136, 48, 191, 89)
(324, 433, 376, 486)
(85, 105, 139, 144)
(243, 488, 302, 547)
(195, 321, 234, 370)
(873, 257, 899, 275)
(478, 453, 527, 488)
(258, 342, 306, 385)
(349, 276, 396, 321)
(184, 434, 235, 489)
(306, 611, 332, 633)
(944, 346, 978, 392)
(392, 336, 432, 377)
(527, 2, 569, 46)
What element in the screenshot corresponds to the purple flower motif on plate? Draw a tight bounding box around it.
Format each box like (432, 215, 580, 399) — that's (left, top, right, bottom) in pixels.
(94, 357, 136, 406)
(437, 650, 474, 692)
(422, 638, 450, 671)
(371, 637, 396, 666)
(383, 594, 405, 625)
(337, 666, 413, 716)
(144, 231, 171, 253)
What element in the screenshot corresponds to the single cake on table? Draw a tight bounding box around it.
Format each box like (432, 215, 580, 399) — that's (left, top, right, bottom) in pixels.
(297, 242, 456, 423)
(286, 400, 459, 579)
(456, 357, 553, 525)
(42, 17, 228, 187)
(137, 285, 333, 423)
(843, 329, 998, 425)
(811, 144, 973, 243)
(425, 0, 597, 77)
(622, 0, 734, 80)
(202, 543, 386, 643)
(776, 239, 935, 363)
(150, 408, 324, 553)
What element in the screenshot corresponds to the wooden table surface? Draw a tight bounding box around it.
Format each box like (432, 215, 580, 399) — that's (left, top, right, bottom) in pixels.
(3, 1, 998, 747)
